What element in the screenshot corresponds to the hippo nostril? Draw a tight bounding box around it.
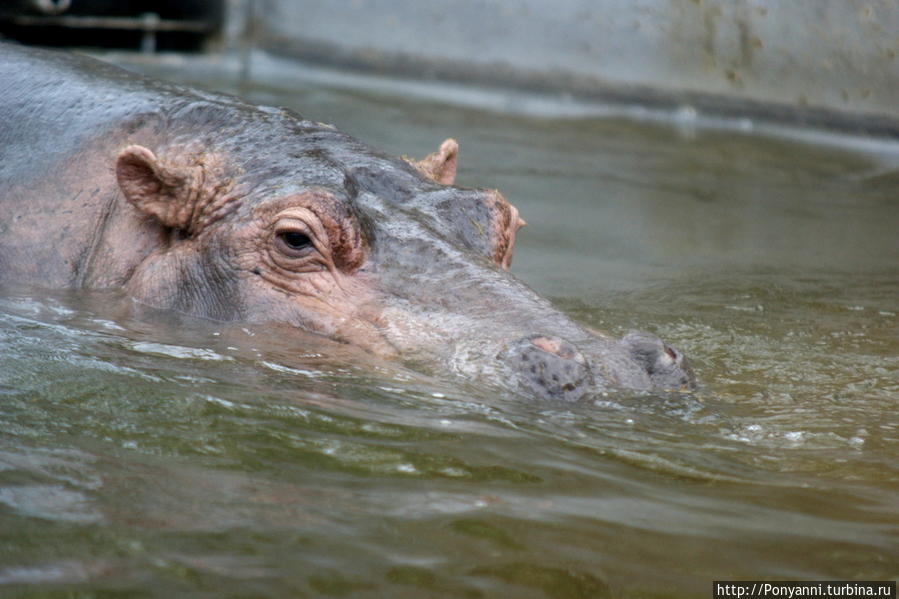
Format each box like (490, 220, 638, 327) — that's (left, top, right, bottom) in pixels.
(501, 335, 595, 402)
(621, 331, 695, 391)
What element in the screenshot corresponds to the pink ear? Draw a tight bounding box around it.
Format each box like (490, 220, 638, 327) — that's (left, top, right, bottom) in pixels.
(408, 138, 458, 185)
(116, 145, 201, 231)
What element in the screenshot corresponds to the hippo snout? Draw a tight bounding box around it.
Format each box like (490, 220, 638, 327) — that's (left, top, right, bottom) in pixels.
(499, 330, 695, 401)
(502, 335, 596, 402)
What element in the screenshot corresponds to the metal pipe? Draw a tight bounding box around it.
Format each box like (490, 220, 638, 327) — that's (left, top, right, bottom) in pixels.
(8, 14, 212, 33)
(140, 13, 158, 54)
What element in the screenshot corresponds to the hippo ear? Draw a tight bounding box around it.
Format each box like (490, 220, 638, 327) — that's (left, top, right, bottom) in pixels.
(116, 145, 201, 231)
(408, 138, 458, 185)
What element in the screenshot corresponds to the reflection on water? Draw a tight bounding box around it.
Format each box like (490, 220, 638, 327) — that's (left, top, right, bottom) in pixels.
(0, 65, 897, 597)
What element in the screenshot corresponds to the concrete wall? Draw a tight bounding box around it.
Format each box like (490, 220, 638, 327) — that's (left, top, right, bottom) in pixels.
(253, 0, 899, 128)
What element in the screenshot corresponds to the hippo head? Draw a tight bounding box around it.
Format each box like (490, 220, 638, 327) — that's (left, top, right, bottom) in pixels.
(114, 104, 693, 401)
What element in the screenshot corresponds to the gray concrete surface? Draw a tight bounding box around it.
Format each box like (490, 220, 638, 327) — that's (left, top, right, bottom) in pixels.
(250, 0, 899, 130)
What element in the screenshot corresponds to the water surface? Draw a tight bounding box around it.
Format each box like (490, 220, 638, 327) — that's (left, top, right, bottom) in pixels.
(1, 58, 897, 597)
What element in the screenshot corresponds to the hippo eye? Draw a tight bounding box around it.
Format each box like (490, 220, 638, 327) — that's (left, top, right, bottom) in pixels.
(280, 231, 311, 250)
(275, 230, 314, 257)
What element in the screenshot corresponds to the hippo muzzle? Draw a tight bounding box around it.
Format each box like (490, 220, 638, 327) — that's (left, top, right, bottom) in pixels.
(499, 331, 694, 401)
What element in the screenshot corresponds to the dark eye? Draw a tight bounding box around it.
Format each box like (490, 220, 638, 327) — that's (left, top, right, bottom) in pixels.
(279, 231, 311, 250)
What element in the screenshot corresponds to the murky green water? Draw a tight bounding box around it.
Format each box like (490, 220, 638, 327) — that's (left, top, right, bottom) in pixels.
(1, 58, 897, 597)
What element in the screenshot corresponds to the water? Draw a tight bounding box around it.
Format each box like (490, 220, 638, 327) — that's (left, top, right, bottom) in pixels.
(1, 58, 897, 597)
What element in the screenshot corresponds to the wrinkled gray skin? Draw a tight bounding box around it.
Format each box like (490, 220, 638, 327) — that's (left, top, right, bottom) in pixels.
(0, 44, 694, 401)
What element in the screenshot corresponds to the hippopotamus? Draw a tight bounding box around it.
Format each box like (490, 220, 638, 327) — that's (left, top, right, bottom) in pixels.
(0, 43, 693, 401)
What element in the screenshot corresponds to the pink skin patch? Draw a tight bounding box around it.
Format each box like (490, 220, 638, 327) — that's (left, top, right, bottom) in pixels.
(529, 336, 576, 360)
